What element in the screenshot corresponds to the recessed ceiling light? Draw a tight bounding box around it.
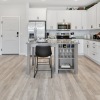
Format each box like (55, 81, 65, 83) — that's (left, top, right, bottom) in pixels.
(74, 0, 78, 1)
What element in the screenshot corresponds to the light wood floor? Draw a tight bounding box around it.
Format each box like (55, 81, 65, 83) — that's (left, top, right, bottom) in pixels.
(0, 55, 100, 100)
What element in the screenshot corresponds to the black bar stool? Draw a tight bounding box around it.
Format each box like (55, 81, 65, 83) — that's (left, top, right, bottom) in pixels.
(34, 45, 52, 78)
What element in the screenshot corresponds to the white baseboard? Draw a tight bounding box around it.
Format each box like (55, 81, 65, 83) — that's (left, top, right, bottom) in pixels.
(19, 53, 27, 56)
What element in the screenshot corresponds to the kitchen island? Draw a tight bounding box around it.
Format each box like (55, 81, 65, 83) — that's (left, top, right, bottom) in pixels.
(26, 39, 78, 75)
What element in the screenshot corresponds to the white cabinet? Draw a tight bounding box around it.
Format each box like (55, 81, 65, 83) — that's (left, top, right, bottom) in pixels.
(71, 10, 87, 30)
(70, 11, 82, 30)
(28, 8, 47, 20)
(84, 40, 88, 56)
(88, 41, 96, 58)
(87, 5, 97, 29)
(84, 40, 90, 56)
(97, 2, 100, 29)
(84, 40, 100, 65)
(73, 39, 84, 55)
(81, 11, 87, 29)
(89, 41, 100, 64)
(57, 10, 71, 23)
(47, 10, 57, 30)
(87, 8, 92, 29)
(96, 43, 100, 63)
(78, 39, 84, 55)
(46, 10, 87, 30)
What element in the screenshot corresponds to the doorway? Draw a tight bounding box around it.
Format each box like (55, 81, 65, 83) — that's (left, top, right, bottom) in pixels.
(1, 16, 20, 54)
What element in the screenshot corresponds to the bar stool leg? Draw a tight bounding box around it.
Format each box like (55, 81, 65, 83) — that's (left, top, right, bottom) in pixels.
(50, 56, 52, 78)
(34, 57, 38, 78)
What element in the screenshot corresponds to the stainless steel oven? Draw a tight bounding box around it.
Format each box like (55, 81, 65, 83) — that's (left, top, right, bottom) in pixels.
(57, 23, 71, 29)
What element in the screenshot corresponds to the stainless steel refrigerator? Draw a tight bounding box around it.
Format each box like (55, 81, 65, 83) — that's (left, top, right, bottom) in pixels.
(28, 21, 46, 40)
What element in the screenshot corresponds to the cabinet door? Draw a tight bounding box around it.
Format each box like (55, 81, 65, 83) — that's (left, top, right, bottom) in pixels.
(87, 8, 91, 29)
(94, 42, 100, 63)
(28, 8, 46, 20)
(78, 39, 84, 55)
(84, 40, 87, 55)
(57, 11, 71, 23)
(91, 5, 97, 29)
(87, 5, 97, 29)
(96, 44, 100, 63)
(57, 11, 66, 22)
(84, 40, 90, 56)
(73, 39, 84, 55)
(70, 11, 82, 30)
(81, 11, 87, 29)
(88, 41, 93, 58)
(97, 2, 100, 29)
(47, 10, 57, 30)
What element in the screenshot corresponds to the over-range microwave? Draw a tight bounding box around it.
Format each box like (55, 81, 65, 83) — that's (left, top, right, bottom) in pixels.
(57, 23, 71, 29)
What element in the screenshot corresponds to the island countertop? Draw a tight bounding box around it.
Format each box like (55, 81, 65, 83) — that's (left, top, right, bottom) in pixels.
(27, 39, 79, 45)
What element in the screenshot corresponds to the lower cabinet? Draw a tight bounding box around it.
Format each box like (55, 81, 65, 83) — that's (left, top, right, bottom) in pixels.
(73, 39, 84, 55)
(84, 40, 100, 65)
(84, 40, 90, 56)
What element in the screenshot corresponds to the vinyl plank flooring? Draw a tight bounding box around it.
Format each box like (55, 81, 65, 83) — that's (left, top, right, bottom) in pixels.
(0, 55, 100, 100)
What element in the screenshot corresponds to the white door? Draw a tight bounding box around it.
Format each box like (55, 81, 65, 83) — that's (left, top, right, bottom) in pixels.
(2, 17, 19, 54)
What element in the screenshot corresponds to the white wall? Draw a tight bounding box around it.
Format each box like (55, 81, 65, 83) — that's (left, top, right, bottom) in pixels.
(0, 4, 28, 55)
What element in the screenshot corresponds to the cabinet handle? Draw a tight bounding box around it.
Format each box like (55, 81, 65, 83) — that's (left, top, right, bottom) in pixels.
(91, 25, 93, 28)
(82, 26, 83, 29)
(87, 45, 89, 48)
(17, 32, 19, 37)
(99, 24, 100, 27)
(37, 17, 39, 20)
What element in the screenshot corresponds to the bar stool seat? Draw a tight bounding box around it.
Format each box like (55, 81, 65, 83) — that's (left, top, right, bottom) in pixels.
(33, 45, 52, 78)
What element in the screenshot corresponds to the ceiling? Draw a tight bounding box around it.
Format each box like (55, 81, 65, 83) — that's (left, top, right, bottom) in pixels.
(0, 0, 99, 7)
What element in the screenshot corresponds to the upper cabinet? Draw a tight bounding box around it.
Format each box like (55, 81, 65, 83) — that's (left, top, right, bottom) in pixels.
(87, 5, 97, 29)
(57, 10, 71, 23)
(81, 11, 87, 29)
(97, 2, 100, 29)
(70, 10, 82, 30)
(70, 10, 87, 30)
(46, 2, 100, 30)
(47, 10, 57, 30)
(46, 10, 87, 30)
(28, 8, 47, 21)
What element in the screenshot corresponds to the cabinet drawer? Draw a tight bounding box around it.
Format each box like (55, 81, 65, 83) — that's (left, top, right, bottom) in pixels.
(91, 51, 97, 60)
(92, 45, 97, 52)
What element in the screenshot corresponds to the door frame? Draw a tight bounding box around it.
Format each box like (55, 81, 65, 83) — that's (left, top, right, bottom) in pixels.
(1, 16, 20, 55)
